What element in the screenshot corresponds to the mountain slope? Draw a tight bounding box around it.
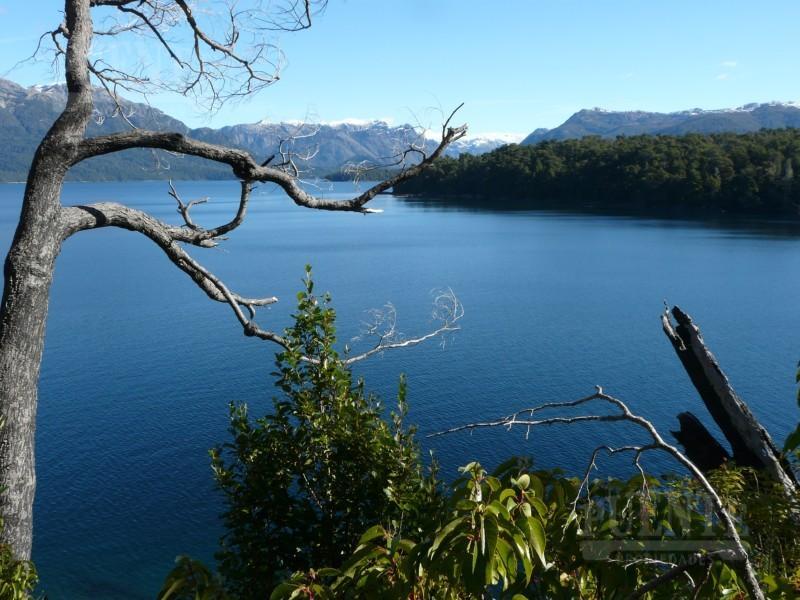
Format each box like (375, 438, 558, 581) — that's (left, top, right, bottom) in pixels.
(0, 78, 509, 182)
(521, 103, 800, 145)
(0, 78, 200, 181)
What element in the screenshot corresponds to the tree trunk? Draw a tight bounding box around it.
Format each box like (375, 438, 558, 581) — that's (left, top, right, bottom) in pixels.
(670, 411, 731, 472)
(0, 0, 93, 559)
(0, 161, 67, 559)
(662, 306, 797, 495)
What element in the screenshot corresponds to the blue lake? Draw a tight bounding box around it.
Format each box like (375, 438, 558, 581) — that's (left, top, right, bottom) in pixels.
(1, 180, 799, 598)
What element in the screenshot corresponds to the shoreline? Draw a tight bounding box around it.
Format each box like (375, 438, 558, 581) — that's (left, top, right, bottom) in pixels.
(396, 192, 800, 223)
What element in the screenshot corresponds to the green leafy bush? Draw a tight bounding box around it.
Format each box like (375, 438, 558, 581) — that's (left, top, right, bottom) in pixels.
(274, 460, 800, 598)
(273, 460, 550, 599)
(209, 266, 441, 598)
(0, 520, 37, 600)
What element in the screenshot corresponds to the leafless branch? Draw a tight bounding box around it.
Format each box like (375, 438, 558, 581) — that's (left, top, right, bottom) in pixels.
(168, 179, 207, 231)
(624, 550, 733, 599)
(59, 197, 281, 329)
(74, 115, 468, 212)
(268, 120, 322, 179)
(58, 180, 462, 363)
(82, 1, 327, 110)
(344, 289, 463, 365)
(53, 2, 468, 360)
(339, 110, 463, 186)
(569, 444, 656, 523)
(430, 387, 766, 600)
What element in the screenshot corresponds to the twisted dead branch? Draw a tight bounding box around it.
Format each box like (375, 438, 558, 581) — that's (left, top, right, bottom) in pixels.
(430, 387, 766, 600)
(0, 0, 465, 559)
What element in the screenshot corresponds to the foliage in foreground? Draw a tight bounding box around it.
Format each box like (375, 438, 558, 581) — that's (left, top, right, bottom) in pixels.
(0, 519, 37, 600)
(273, 459, 800, 599)
(206, 267, 442, 598)
(161, 270, 800, 599)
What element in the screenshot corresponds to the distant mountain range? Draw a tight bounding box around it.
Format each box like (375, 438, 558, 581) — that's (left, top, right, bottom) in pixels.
(0, 78, 509, 182)
(5, 76, 800, 183)
(521, 102, 800, 145)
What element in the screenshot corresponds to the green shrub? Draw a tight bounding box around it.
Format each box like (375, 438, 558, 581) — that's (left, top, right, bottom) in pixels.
(209, 266, 442, 598)
(0, 520, 37, 600)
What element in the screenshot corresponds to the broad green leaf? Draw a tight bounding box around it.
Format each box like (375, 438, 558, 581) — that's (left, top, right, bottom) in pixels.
(529, 474, 545, 500)
(486, 499, 512, 522)
(529, 496, 548, 519)
(510, 531, 533, 582)
(269, 583, 299, 600)
(499, 488, 517, 503)
(783, 424, 800, 453)
(525, 517, 547, 566)
(485, 476, 502, 492)
(358, 525, 386, 545)
(316, 568, 340, 577)
(430, 517, 465, 555)
(483, 516, 500, 583)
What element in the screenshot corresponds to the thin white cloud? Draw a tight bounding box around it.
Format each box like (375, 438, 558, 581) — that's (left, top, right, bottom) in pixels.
(721, 60, 738, 68)
(716, 73, 729, 80)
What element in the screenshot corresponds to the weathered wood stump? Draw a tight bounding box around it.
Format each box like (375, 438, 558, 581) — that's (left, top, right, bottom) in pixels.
(661, 306, 797, 496)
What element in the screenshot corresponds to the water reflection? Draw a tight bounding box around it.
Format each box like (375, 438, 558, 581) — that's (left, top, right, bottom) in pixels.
(397, 194, 800, 239)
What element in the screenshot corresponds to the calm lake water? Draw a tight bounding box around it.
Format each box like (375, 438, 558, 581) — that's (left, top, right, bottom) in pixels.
(1, 180, 800, 598)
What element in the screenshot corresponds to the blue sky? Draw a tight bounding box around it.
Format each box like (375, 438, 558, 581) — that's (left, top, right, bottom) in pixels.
(1, 1, 799, 138)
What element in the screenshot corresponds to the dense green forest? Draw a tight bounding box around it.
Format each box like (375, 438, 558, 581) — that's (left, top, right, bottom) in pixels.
(394, 129, 800, 216)
(323, 167, 401, 182)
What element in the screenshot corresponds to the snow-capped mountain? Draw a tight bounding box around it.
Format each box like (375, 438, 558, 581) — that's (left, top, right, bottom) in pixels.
(0, 78, 505, 182)
(521, 102, 800, 145)
(446, 132, 522, 156)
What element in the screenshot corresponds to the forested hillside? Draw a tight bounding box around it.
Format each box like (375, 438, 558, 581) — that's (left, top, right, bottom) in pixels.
(395, 129, 800, 216)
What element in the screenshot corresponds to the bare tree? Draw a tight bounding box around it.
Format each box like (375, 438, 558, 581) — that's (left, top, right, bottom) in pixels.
(0, 0, 466, 560)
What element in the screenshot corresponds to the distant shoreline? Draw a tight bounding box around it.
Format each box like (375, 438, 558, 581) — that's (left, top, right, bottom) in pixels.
(396, 192, 800, 226)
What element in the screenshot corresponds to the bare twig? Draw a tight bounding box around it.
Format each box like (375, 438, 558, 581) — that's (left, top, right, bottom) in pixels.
(344, 289, 463, 365)
(625, 550, 733, 599)
(430, 387, 766, 600)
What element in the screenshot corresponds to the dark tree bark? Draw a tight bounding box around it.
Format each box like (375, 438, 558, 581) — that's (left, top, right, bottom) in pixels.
(662, 306, 797, 495)
(0, 0, 466, 559)
(670, 411, 731, 472)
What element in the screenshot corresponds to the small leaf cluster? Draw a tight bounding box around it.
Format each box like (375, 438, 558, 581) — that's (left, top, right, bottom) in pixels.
(0, 493, 36, 598)
(0, 541, 36, 600)
(782, 363, 800, 455)
(158, 556, 228, 600)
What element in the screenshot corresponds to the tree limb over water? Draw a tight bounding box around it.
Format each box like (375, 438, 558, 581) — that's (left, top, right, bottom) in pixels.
(0, 0, 465, 559)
